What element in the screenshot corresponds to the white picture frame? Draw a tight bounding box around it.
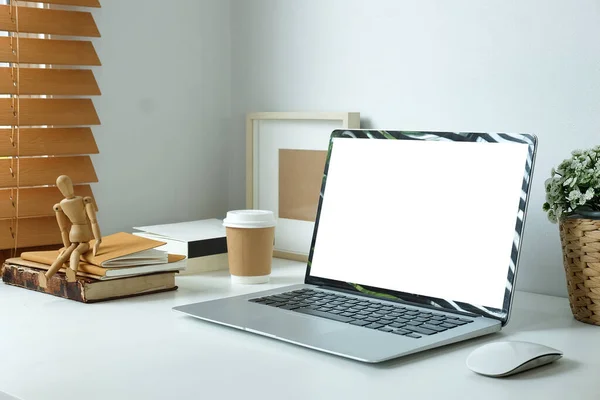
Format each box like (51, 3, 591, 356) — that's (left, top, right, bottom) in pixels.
(246, 112, 360, 262)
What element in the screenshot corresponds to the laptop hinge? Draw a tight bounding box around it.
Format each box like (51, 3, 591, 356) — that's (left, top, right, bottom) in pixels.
(317, 284, 485, 319)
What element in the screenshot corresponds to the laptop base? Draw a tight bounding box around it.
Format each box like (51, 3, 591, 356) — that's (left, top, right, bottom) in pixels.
(173, 284, 501, 363)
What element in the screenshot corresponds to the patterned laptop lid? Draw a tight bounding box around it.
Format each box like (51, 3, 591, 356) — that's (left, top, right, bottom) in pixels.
(306, 130, 537, 325)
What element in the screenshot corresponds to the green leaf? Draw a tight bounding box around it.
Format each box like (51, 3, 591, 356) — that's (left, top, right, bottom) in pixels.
(349, 283, 398, 300)
(378, 130, 396, 140)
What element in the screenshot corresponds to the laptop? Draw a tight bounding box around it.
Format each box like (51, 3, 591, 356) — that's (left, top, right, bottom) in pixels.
(173, 129, 537, 363)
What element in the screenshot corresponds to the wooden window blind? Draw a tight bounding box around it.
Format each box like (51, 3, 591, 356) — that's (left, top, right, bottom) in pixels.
(0, 0, 101, 261)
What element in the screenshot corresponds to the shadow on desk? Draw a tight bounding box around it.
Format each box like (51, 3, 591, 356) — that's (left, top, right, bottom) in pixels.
(103, 275, 305, 306)
(374, 334, 497, 370)
(262, 276, 305, 286)
(375, 333, 580, 379)
(505, 308, 585, 334)
(502, 357, 580, 380)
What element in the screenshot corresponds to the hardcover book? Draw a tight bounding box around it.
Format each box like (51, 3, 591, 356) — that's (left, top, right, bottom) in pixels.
(133, 219, 229, 274)
(2, 260, 177, 303)
(133, 219, 227, 258)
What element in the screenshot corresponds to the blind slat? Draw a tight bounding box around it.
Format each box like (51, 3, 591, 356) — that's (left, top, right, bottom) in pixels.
(0, 5, 100, 37)
(29, 0, 101, 7)
(0, 185, 95, 219)
(0, 128, 98, 157)
(0, 37, 101, 66)
(0, 68, 100, 96)
(0, 216, 61, 249)
(0, 156, 98, 188)
(0, 98, 100, 126)
(0, 2, 103, 255)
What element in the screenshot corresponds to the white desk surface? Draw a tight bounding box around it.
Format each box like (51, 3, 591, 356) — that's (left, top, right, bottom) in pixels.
(1, 259, 599, 400)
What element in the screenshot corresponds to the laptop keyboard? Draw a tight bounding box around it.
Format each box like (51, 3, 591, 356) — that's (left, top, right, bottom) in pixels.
(249, 288, 473, 339)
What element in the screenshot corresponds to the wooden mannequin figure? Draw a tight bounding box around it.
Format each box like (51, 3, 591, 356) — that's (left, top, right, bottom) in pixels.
(38, 175, 102, 288)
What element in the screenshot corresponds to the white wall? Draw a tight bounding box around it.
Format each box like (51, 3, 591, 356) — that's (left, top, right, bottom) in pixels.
(93, 0, 231, 234)
(229, 0, 600, 297)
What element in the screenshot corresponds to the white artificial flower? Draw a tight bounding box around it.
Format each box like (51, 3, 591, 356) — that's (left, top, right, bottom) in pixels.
(550, 182, 561, 196)
(556, 205, 564, 219)
(568, 190, 582, 202)
(547, 209, 557, 223)
(544, 144, 600, 223)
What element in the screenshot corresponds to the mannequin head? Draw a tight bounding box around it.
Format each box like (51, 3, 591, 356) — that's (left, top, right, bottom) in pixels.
(56, 175, 74, 199)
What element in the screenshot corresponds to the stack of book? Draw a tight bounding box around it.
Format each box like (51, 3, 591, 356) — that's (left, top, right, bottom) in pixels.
(133, 218, 229, 275)
(1, 232, 185, 303)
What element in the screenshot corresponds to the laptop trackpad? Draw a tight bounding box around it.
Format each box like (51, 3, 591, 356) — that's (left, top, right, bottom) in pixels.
(245, 313, 346, 339)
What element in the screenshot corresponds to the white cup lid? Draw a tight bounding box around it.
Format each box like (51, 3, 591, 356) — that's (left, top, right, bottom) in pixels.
(223, 210, 276, 229)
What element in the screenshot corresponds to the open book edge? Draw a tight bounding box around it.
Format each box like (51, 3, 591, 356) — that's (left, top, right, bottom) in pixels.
(102, 248, 169, 267)
(12, 255, 185, 280)
(80, 232, 175, 267)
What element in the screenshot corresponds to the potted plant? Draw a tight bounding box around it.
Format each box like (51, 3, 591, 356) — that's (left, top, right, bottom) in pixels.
(543, 145, 600, 325)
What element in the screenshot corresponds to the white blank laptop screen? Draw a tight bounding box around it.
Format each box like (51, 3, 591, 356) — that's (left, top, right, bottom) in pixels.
(309, 137, 529, 310)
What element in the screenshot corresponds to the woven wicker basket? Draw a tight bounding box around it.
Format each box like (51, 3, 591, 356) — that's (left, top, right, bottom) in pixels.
(559, 217, 600, 325)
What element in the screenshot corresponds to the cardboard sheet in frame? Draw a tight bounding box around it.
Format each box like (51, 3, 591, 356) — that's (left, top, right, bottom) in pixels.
(246, 112, 360, 261)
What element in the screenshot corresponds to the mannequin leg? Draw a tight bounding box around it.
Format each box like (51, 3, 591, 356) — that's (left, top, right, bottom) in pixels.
(65, 242, 89, 283)
(40, 243, 77, 288)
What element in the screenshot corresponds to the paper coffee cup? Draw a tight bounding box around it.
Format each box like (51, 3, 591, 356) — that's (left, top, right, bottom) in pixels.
(223, 210, 276, 284)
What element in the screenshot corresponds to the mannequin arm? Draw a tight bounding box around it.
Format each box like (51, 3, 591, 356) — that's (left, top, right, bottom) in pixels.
(54, 203, 71, 249)
(84, 197, 102, 255)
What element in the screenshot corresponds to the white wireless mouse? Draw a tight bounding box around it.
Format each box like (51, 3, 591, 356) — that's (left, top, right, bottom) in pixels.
(466, 340, 563, 377)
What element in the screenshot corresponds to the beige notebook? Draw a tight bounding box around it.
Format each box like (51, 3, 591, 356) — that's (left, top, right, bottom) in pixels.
(82, 231, 176, 267)
(15, 254, 184, 279)
(21, 232, 186, 278)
